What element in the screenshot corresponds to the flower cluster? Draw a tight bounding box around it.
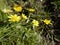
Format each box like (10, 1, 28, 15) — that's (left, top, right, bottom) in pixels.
(6, 4, 40, 26)
(2, 4, 52, 27)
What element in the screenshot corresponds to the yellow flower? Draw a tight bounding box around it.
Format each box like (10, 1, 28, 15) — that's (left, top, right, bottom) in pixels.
(22, 13, 28, 20)
(43, 19, 52, 25)
(32, 19, 39, 26)
(2, 9, 12, 13)
(27, 8, 35, 12)
(8, 14, 21, 22)
(13, 4, 22, 12)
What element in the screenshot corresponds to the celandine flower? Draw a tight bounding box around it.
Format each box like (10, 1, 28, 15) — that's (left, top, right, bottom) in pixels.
(8, 14, 21, 22)
(27, 8, 35, 12)
(13, 4, 22, 12)
(32, 19, 39, 26)
(22, 13, 28, 20)
(43, 19, 52, 25)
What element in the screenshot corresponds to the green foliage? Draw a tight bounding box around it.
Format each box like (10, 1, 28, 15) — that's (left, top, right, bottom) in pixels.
(0, 23, 39, 45)
(0, 0, 60, 45)
(0, 10, 8, 21)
